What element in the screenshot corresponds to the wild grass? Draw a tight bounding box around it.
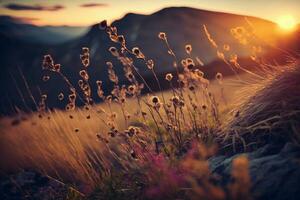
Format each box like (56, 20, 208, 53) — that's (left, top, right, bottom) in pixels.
(219, 60, 300, 153)
(1, 19, 297, 199)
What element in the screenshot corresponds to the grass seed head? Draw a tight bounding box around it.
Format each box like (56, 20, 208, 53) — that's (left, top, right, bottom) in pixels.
(146, 59, 154, 70)
(158, 32, 166, 40)
(117, 35, 125, 45)
(109, 47, 119, 57)
(165, 73, 173, 81)
(53, 64, 61, 72)
(58, 93, 64, 101)
(132, 47, 145, 59)
(42, 55, 54, 70)
(185, 44, 192, 54)
(151, 96, 160, 104)
(42, 75, 50, 82)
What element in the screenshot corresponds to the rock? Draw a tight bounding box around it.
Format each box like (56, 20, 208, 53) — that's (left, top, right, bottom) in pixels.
(0, 170, 70, 200)
(209, 143, 300, 200)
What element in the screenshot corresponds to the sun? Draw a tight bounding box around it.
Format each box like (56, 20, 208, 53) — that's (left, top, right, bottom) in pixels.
(277, 15, 297, 32)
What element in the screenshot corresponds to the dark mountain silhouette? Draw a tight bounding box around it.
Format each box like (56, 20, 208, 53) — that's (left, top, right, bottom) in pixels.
(0, 7, 299, 115)
(43, 25, 88, 39)
(0, 16, 87, 44)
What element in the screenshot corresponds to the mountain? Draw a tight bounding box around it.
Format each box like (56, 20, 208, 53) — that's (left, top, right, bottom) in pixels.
(0, 16, 87, 45)
(43, 26, 88, 40)
(0, 7, 299, 115)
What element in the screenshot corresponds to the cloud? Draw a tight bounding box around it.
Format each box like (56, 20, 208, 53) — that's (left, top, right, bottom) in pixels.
(80, 3, 108, 8)
(4, 3, 64, 11)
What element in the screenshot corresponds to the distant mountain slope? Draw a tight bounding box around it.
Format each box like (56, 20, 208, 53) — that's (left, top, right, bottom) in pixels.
(0, 16, 87, 45)
(43, 26, 88, 39)
(0, 7, 299, 115)
(56, 6, 291, 77)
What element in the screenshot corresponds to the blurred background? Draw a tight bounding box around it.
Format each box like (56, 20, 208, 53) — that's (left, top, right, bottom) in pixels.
(0, 0, 299, 115)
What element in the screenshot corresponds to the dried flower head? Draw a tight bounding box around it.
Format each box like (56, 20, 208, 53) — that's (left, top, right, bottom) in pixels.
(179, 100, 185, 107)
(78, 79, 83, 87)
(146, 59, 154, 70)
(223, 44, 230, 51)
(128, 85, 135, 92)
(42, 55, 54, 70)
(186, 58, 193, 64)
(53, 64, 61, 72)
(132, 47, 145, 59)
(79, 70, 89, 80)
(82, 58, 90, 67)
(68, 93, 76, 101)
(80, 47, 90, 67)
(215, 72, 223, 83)
(165, 73, 173, 81)
(230, 54, 238, 63)
(41, 94, 47, 100)
(126, 126, 140, 137)
(194, 69, 204, 78)
(66, 103, 75, 111)
(108, 130, 117, 137)
(117, 35, 125, 45)
(42, 75, 50, 82)
(185, 44, 192, 54)
(181, 59, 187, 67)
(110, 113, 117, 120)
(106, 95, 112, 102)
(109, 47, 119, 57)
(82, 47, 89, 54)
(187, 62, 195, 70)
(185, 58, 195, 70)
(132, 47, 140, 55)
(158, 32, 166, 40)
(171, 95, 180, 106)
(150, 96, 160, 104)
(189, 85, 195, 91)
(58, 93, 64, 101)
(96, 80, 102, 86)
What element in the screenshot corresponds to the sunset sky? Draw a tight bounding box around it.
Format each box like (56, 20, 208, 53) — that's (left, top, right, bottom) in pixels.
(0, 0, 299, 26)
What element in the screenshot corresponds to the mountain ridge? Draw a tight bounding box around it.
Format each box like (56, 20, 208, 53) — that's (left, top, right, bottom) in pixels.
(0, 15, 88, 45)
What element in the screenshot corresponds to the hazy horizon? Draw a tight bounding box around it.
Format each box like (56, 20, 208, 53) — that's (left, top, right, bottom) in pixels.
(0, 0, 299, 26)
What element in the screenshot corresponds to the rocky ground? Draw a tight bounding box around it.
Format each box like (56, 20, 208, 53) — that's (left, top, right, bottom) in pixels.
(210, 142, 300, 200)
(0, 170, 83, 200)
(1, 142, 299, 200)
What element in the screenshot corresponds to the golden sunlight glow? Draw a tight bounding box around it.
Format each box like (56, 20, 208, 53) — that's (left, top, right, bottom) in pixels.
(277, 15, 297, 31)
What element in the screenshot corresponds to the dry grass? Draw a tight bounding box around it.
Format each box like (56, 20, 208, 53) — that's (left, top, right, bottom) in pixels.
(0, 75, 240, 181)
(0, 73, 248, 199)
(220, 60, 300, 153)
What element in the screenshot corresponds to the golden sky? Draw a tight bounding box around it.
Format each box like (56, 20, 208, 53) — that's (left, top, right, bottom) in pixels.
(0, 0, 299, 26)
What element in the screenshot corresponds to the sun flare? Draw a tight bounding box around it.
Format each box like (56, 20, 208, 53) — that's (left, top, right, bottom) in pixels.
(277, 15, 297, 31)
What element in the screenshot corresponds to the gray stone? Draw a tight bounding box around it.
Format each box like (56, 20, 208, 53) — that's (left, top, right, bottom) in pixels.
(209, 143, 300, 200)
